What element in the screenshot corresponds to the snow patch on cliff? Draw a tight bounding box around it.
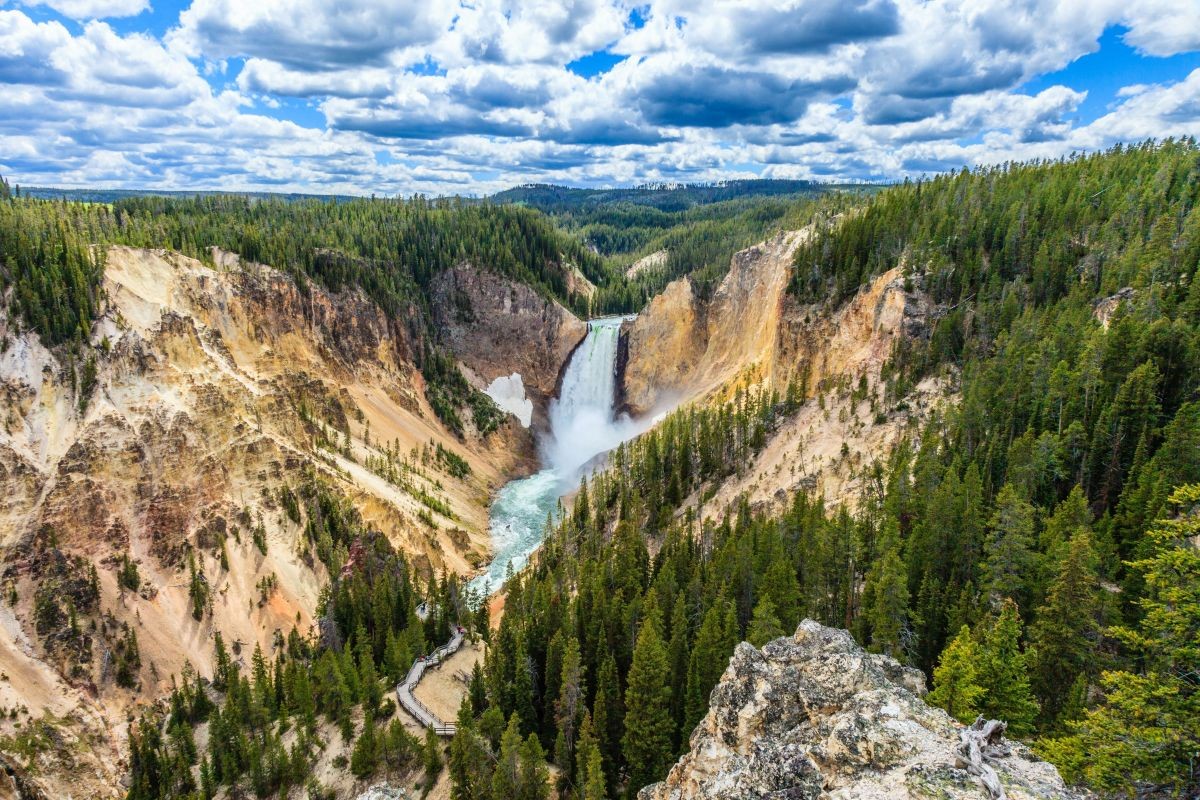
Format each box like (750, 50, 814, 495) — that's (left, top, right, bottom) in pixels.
(485, 373, 533, 428)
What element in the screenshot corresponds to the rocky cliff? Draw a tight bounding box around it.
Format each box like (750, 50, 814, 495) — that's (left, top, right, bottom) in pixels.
(430, 264, 587, 427)
(622, 229, 950, 515)
(642, 621, 1086, 800)
(693, 264, 950, 515)
(621, 230, 804, 416)
(0, 247, 540, 798)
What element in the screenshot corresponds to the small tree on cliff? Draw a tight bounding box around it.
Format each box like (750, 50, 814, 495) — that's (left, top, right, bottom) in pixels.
(622, 617, 673, 796)
(928, 625, 984, 723)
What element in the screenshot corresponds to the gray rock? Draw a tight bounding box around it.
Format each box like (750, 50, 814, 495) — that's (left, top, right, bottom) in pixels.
(356, 785, 409, 800)
(639, 620, 1089, 800)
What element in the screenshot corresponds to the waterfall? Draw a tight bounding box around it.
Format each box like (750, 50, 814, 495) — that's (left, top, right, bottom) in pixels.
(469, 316, 638, 596)
(545, 317, 627, 481)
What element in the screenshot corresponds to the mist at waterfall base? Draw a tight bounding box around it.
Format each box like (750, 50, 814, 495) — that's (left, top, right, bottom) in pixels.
(468, 317, 650, 597)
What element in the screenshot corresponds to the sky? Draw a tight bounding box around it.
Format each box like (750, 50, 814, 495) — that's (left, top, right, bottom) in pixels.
(1, 0, 1199, 196)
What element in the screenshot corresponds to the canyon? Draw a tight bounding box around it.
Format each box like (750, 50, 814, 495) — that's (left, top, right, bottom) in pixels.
(0, 245, 579, 797)
(2, 229, 964, 798)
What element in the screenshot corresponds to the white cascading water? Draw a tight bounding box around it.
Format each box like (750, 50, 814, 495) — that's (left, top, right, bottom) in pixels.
(468, 316, 643, 596)
(545, 318, 624, 478)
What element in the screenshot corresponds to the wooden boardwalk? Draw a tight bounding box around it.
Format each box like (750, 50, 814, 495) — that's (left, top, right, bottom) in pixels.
(395, 624, 464, 736)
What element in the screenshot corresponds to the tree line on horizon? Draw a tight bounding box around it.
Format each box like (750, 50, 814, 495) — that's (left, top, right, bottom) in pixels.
(0, 186, 617, 433)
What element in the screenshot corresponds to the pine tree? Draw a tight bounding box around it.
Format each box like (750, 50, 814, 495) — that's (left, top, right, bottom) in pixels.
(684, 601, 735, 733)
(357, 625, 382, 713)
(119, 553, 141, 592)
(975, 600, 1038, 735)
(574, 711, 599, 796)
(982, 484, 1038, 610)
(449, 700, 492, 800)
(187, 551, 208, 620)
(582, 742, 607, 800)
(553, 636, 586, 774)
(492, 714, 522, 800)
(1042, 485, 1200, 794)
(759, 550, 800, 629)
(350, 709, 378, 778)
(292, 664, 316, 732)
(517, 733, 550, 800)
(928, 625, 984, 723)
(591, 652, 622, 796)
(424, 727, 443, 788)
(747, 595, 784, 647)
(665, 595, 690, 750)
(199, 754, 215, 800)
(1029, 532, 1101, 726)
(862, 533, 909, 659)
(622, 618, 673, 796)
(469, 660, 488, 715)
(513, 635, 537, 735)
(251, 643, 271, 722)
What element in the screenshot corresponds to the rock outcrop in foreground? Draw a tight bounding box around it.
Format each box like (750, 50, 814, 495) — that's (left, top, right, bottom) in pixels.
(641, 621, 1086, 800)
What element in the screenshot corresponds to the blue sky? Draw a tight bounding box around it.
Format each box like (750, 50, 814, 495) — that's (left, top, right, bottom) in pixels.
(1, 0, 1199, 195)
(1021, 26, 1200, 124)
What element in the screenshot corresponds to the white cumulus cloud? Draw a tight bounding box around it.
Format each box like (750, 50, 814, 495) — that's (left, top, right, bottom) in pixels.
(0, 0, 1197, 194)
(21, 0, 149, 20)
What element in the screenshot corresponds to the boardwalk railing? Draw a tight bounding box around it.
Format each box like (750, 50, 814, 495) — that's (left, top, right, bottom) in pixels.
(395, 625, 464, 737)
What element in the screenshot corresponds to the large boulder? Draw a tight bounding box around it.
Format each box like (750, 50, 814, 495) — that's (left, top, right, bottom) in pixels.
(640, 620, 1087, 800)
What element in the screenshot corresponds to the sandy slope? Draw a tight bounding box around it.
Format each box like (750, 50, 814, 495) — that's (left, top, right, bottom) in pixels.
(0, 247, 538, 798)
(412, 639, 485, 725)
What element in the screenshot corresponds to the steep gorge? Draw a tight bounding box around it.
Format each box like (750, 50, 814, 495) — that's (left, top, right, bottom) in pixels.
(0, 247, 577, 798)
(3, 228, 958, 799)
(620, 228, 948, 515)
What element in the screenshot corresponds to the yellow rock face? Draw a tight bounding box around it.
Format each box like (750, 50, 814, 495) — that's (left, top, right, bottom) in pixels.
(623, 230, 950, 518)
(622, 230, 806, 415)
(0, 247, 544, 798)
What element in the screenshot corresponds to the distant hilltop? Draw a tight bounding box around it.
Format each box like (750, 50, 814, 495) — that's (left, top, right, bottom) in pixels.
(15, 177, 880, 209)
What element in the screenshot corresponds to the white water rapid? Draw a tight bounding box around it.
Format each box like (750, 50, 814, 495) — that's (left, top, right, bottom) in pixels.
(468, 316, 643, 596)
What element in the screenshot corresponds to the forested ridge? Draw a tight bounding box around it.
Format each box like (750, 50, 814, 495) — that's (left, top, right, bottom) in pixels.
(0, 186, 613, 346)
(455, 141, 1200, 800)
(581, 195, 833, 313)
(0, 182, 613, 433)
(539, 186, 871, 313)
(490, 179, 835, 214)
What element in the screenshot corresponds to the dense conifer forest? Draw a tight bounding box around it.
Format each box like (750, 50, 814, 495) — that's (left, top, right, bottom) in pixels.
(0, 186, 614, 346)
(459, 141, 1200, 800)
(489, 179, 833, 213)
(0, 183, 612, 432)
(529, 182, 872, 313)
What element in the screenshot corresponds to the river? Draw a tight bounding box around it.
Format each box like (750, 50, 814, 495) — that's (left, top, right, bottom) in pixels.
(467, 316, 638, 596)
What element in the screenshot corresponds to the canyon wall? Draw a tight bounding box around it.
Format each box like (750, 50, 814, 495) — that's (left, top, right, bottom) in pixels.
(0, 248, 547, 798)
(430, 263, 588, 427)
(621, 230, 804, 416)
(621, 231, 949, 515)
